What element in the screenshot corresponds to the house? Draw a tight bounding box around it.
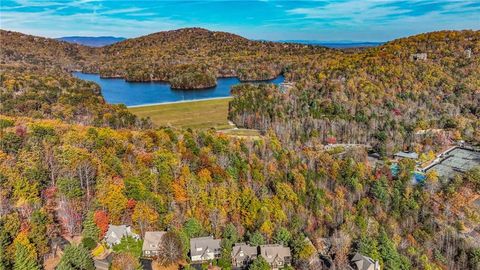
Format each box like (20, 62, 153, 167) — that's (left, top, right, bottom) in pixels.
(190, 236, 222, 263)
(410, 53, 427, 61)
(231, 243, 258, 269)
(278, 82, 295, 94)
(259, 244, 291, 270)
(104, 224, 139, 247)
(93, 252, 113, 270)
(465, 49, 472, 58)
(303, 237, 320, 266)
(142, 231, 167, 257)
(394, 151, 418, 160)
(350, 252, 380, 270)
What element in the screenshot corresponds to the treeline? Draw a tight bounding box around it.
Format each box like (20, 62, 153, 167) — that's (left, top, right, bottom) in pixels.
(229, 31, 480, 153)
(0, 116, 479, 269)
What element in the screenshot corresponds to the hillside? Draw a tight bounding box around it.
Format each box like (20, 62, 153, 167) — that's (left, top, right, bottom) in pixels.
(0, 67, 149, 129)
(1, 28, 333, 89)
(229, 30, 480, 154)
(98, 28, 333, 87)
(0, 30, 97, 71)
(0, 28, 479, 270)
(1, 115, 479, 269)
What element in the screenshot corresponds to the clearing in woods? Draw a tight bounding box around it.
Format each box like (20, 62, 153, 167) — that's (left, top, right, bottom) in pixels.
(128, 97, 233, 129)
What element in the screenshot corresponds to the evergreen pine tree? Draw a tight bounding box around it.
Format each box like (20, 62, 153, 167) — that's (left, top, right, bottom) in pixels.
(82, 212, 100, 242)
(57, 244, 95, 270)
(13, 243, 40, 270)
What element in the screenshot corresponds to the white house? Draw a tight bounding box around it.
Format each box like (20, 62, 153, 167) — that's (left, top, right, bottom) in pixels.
(104, 224, 139, 247)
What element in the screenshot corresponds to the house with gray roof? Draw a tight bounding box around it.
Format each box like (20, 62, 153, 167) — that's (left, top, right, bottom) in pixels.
(231, 243, 258, 269)
(350, 252, 380, 270)
(104, 224, 139, 247)
(259, 244, 291, 270)
(142, 231, 167, 257)
(190, 236, 222, 263)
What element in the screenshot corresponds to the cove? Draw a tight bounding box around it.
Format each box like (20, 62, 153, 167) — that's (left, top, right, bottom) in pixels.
(73, 72, 284, 107)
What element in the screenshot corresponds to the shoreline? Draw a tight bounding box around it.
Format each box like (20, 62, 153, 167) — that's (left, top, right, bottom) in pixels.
(126, 96, 233, 108)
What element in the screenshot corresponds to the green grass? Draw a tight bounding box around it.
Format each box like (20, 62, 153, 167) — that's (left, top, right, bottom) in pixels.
(128, 98, 232, 129)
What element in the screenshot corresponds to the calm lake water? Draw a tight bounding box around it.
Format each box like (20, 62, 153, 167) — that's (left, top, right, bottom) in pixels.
(73, 72, 284, 107)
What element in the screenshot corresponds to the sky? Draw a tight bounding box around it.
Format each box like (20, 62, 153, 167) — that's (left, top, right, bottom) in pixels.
(1, 0, 479, 42)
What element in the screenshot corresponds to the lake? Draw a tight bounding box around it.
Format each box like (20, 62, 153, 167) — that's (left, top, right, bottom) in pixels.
(73, 72, 284, 107)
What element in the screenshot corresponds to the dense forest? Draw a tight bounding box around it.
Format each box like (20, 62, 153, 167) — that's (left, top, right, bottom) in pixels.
(0, 28, 479, 270)
(0, 67, 149, 129)
(229, 31, 480, 154)
(0, 115, 479, 270)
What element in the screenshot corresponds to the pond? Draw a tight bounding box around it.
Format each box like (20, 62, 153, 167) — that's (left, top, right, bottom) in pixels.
(73, 72, 284, 107)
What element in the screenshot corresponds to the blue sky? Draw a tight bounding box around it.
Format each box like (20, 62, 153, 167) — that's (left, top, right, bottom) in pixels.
(1, 0, 479, 41)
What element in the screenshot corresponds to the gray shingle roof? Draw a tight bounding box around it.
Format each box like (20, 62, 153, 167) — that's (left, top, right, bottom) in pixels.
(190, 236, 221, 257)
(351, 253, 379, 270)
(104, 225, 138, 246)
(231, 243, 258, 259)
(394, 151, 418, 159)
(259, 244, 291, 264)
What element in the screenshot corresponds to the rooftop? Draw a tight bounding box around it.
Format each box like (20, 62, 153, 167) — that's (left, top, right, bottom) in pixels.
(142, 231, 167, 251)
(232, 243, 258, 258)
(190, 236, 221, 257)
(394, 151, 419, 159)
(351, 252, 380, 270)
(259, 244, 291, 264)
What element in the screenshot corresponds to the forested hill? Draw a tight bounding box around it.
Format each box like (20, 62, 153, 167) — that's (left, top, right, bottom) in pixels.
(97, 28, 333, 86)
(1, 28, 334, 89)
(0, 30, 96, 71)
(230, 30, 480, 154)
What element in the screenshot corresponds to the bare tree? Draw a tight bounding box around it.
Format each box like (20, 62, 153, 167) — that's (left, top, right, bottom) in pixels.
(157, 232, 183, 266)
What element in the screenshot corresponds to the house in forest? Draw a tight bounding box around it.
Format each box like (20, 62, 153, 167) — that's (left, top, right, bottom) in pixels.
(142, 231, 167, 257)
(349, 252, 380, 270)
(278, 82, 295, 93)
(410, 53, 427, 61)
(190, 236, 222, 263)
(231, 243, 258, 269)
(465, 49, 472, 58)
(259, 244, 291, 270)
(104, 224, 139, 247)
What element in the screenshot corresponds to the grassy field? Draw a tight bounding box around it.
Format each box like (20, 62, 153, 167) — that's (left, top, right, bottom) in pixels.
(128, 98, 233, 129)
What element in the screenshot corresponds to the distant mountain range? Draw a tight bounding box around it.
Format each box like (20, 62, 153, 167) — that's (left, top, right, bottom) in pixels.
(57, 36, 126, 47)
(57, 35, 382, 48)
(278, 40, 383, 48)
